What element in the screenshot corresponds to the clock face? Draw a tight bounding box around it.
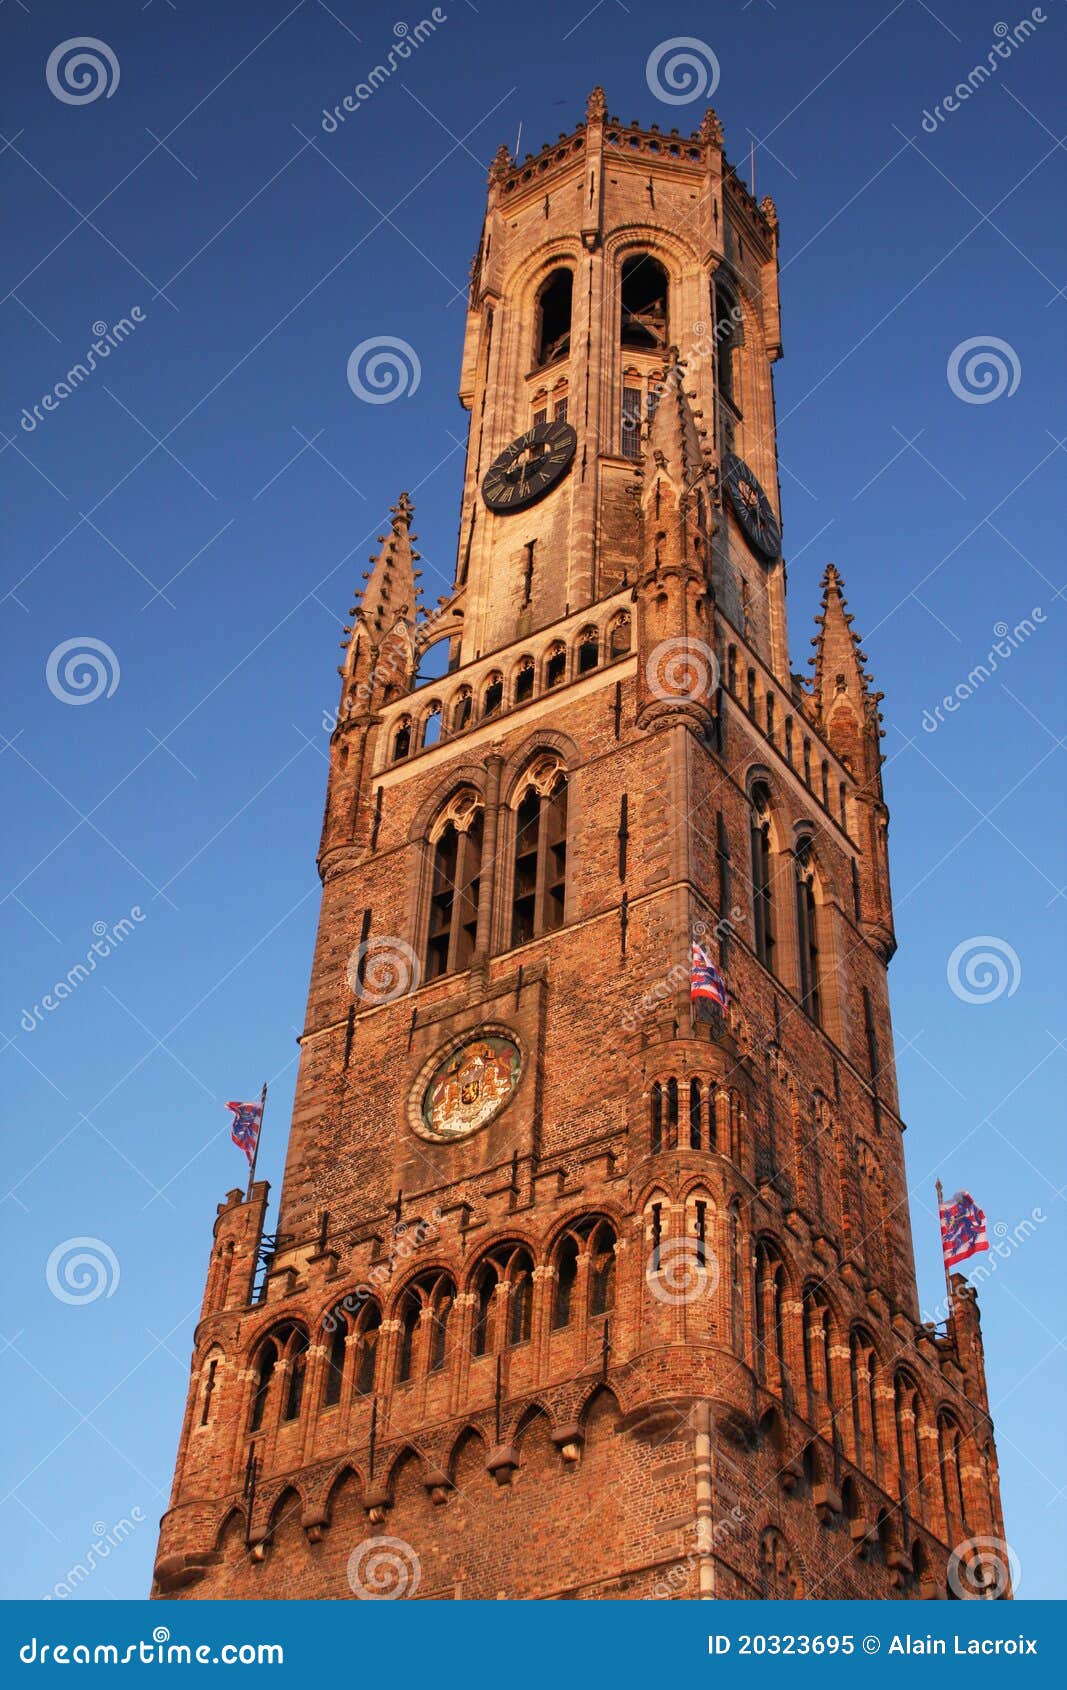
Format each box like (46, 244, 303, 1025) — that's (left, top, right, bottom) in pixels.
(481, 420, 577, 514)
(417, 1033, 522, 1142)
(723, 454, 782, 561)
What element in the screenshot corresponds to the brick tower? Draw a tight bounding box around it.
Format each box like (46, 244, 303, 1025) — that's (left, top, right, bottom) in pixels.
(153, 91, 1008, 1602)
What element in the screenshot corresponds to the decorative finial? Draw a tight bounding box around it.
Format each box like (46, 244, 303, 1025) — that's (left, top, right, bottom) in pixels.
(586, 86, 606, 123)
(760, 195, 779, 231)
(698, 108, 723, 146)
(489, 142, 512, 182)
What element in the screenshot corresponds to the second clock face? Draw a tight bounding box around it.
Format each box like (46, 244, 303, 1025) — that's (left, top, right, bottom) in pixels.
(481, 420, 577, 514)
(723, 453, 782, 562)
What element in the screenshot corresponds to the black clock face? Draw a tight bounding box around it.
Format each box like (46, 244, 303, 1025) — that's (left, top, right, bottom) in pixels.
(723, 453, 782, 561)
(481, 420, 577, 514)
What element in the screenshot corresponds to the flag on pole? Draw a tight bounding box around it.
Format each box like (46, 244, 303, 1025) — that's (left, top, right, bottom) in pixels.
(226, 1099, 263, 1167)
(938, 1189, 989, 1270)
(691, 942, 728, 1011)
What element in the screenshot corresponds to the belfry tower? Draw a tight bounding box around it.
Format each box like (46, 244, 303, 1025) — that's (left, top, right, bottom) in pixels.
(154, 92, 1007, 1602)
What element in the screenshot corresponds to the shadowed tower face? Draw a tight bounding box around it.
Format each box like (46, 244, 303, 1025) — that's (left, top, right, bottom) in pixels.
(154, 92, 1007, 1604)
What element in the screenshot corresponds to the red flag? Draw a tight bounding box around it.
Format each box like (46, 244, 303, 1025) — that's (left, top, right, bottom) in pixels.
(225, 1100, 263, 1167)
(938, 1189, 989, 1270)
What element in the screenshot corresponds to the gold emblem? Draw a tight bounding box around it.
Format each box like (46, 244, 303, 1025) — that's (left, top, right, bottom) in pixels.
(420, 1035, 521, 1140)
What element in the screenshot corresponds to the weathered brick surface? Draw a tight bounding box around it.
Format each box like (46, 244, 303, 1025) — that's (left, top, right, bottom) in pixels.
(154, 93, 1006, 1602)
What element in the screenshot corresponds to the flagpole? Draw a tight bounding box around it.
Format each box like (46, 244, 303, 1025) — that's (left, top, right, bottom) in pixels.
(935, 1179, 954, 1322)
(246, 1081, 267, 1203)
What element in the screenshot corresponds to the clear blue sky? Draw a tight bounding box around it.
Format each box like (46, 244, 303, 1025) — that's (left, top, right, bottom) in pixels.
(2, 0, 1063, 1601)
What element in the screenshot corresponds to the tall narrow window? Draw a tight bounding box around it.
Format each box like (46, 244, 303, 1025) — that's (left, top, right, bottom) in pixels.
(472, 1263, 496, 1358)
(535, 267, 573, 367)
(200, 1358, 218, 1427)
(552, 1234, 579, 1329)
(577, 628, 599, 674)
(510, 760, 567, 947)
(750, 784, 775, 972)
(426, 793, 483, 980)
(282, 1332, 308, 1422)
(482, 672, 503, 719)
(545, 643, 566, 688)
(355, 1306, 380, 1396)
(621, 385, 642, 459)
(620, 254, 669, 349)
(689, 1078, 702, 1150)
(428, 1281, 452, 1371)
(452, 689, 472, 732)
(795, 839, 822, 1024)
(666, 1077, 679, 1148)
(714, 282, 738, 410)
(396, 1290, 419, 1384)
(322, 1319, 347, 1407)
(609, 615, 631, 659)
(589, 1222, 616, 1317)
(650, 1081, 663, 1153)
(249, 1342, 276, 1433)
(514, 657, 535, 703)
(508, 1255, 534, 1345)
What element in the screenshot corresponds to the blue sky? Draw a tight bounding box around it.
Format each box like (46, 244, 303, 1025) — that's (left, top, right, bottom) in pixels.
(1, 0, 1063, 1601)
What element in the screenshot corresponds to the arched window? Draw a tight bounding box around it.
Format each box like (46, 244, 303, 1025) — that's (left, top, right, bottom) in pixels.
(750, 783, 776, 972)
(354, 1303, 381, 1396)
(552, 1233, 579, 1329)
(482, 671, 503, 719)
(510, 756, 568, 946)
(544, 642, 566, 689)
(608, 613, 631, 659)
(588, 1220, 617, 1318)
(665, 1076, 679, 1148)
(322, 1311, 348, 1407)
(650, 1081, 663, 1153)
(576, 627, 599, 674)
(452, 688, 472, 732)
(282, 1331, 308, 1422)
(802, 1286, 834, 1407)
(754, 1242, 786, 1385)
(392, 715, 412, 762)
(426, 789, 483, 980)
(249, 1323, 307, 1433)
(249, 1340, 277, 1434)
(849, 1326, 879, 1466)
(728, 1200, 743, 1351)
(514, 656, 535, 703)
(470, 1245, 534, 1354)
(938, 1411, 966, 1539)
(535, 267, 573, 367)
(620, 254, 669, 349)
(794, 837, 822, 1023)
(421, 702, 442, 750)
(396, 1271, 455, 1383)
(895, 1370, 924, 1506)
(714, 281, 739, 409)
(689, 1078, 702, 1150)
(759, 1527, 803, 1599)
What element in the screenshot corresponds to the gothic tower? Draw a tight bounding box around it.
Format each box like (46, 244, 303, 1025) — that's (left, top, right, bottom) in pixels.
(153, 92, 1007, 1602)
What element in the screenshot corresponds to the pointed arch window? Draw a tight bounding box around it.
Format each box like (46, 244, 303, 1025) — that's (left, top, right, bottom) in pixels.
(588, 1221, 617, 1318)
(391, 715, 412, 762)
(794, 837, 822, 1023)
(576, 627, 599, 674)
(609, 614, 631, 659)
(514, 656, 535, 703)
(650, 1081, 664, 1153)
(322, 1313, 348, 1407)
(471, 1245, 534, 1354)
(355, 1304, 381, 1395)
(544, 642, 566, 688)
(452, 688, 472, 732)
(249, 1341, 277, 1433)
(396, 1271, 455, 1383)
(282, 1331, 308, 1422)
(426, 790, 483, 980)
(620, 254, 669, 350)
(714, 281, 739, 411)
(482, 671, 503, 719)
(552, 1233, 579, 1329)
(510, 757, 568, 946)
(750, 783, 776, 972)
(535, 267, 573, 368)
